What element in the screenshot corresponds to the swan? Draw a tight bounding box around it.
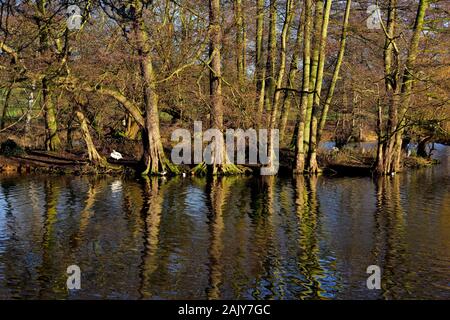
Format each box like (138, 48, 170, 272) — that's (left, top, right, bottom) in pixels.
(110, 150, 123, 160)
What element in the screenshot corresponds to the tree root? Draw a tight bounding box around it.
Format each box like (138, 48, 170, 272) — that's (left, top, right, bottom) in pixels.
(191, 162, 246, 176)
(141, 156, 180, 176)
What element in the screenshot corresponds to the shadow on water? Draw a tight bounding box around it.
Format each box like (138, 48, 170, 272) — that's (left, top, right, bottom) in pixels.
(0, 144, 448, 299)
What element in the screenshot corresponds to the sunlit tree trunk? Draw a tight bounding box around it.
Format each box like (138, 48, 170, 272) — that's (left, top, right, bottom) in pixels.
(25, 82, 35, 135)
(0, 87, 11, 129)
(317, 0, 351, 143)
(266, 0, 294, 172)
(75, 108, 108, 166)
(132, 1, 176, 175)
(207, 0, 242, 176)
(264, 0, 277, 118)
(376, 0, 397, 175)
(269, 0, 294, 130)
(307, 0, 332, 174)
(255, 0, 265, 128)
(294, 0, 312, 174)
(279, 14, 303, 143)
(37, 0, 61, 151)
(392, 0, 429, 171)
(303, 0, 324, 155)
(376, 0, 429, 175)
(234, 0, 246, 84)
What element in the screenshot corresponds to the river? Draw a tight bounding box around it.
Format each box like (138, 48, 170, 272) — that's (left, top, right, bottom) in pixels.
(0, 145, 448, 299)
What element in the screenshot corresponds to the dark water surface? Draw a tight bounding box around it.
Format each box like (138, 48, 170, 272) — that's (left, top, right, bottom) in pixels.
(0, 145, 449, 299)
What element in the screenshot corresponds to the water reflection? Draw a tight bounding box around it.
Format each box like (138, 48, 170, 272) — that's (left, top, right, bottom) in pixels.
(0, 146, 448, 299)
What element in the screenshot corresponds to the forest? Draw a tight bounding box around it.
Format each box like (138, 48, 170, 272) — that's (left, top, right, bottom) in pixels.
(0, 0, 448, 176)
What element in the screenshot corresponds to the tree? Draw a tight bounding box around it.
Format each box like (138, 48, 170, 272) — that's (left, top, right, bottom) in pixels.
(307, 0, 333, 173)
(207, 0, 242, 175)
(317, 0, 352, 143)
(234, 0, 246, 85)
(376, 0, 430, 175)
(37, 0, 62, 151)
(294, 0, 313, 174)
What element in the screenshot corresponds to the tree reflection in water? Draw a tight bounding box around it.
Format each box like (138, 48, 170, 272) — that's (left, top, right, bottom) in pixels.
(0, 163, 448, 299)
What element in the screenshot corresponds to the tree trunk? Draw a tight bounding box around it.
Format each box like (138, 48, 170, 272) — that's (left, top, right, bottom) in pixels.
(207, 0, 241, 176)
(132, 1, 176, 175)
(125, 118, 140, 140)
(294, 0, 312, 174)
(280, 13, 303, 143)
(255, 0, 265, 128)
(376, 0, 429, 174)
(307, 0, 332, 174)
(304, 0, 324, 155)
(37, 0, 61, 151)
(391, 0, 429, 171)
(75, 109, 108, 166)
(234, 0, 246, 84)
(269, 0, 294, 130)
(376, 0, 398, 175)
(0, 87, 12, 130)
(264, 0, 277, 119)
(317, 0, 351, 143)
(266, 0, 294, 173)
(43, 79, 61, 151)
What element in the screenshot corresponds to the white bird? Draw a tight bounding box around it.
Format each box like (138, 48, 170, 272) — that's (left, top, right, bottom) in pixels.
(160, 171, 167, 176)
(182, 172, 186, 178)
(110, 150, 123, 160)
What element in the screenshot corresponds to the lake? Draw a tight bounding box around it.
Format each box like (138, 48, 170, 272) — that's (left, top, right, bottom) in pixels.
(0, 145, 449, 299)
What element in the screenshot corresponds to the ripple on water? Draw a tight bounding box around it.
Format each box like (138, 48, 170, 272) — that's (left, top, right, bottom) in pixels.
(0, 146, 449, 299)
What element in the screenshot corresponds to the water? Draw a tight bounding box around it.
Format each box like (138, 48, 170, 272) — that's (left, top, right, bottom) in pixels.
(0, 145, 449, 300)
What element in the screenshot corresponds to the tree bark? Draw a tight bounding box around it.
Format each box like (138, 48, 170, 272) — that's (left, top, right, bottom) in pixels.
(255, 0, 265, 128)
(280, 13, 303, 143)
(0, 87, 12, 130)
(294, 0, 312, 174)
(132, 1, 176, 175)
(75, 108, 108, 166)
(303, 0, 324, 155)
(37, 0, 61, 151)
(234, 0, 246, 84)
(376, 0, 429, 175)
(376, 0, 398, 175)
(264, 0, 277, 119)
(307, 0, 333, 174)
(317, 0, 351, 143)
(269, 0, 294, 130)
(207, 0, 241, 175)
(392, 0, 429, 171)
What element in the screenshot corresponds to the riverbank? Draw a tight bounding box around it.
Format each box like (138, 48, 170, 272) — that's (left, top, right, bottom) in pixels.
(0, 141, 136, 175)
(0, 146, 439, 177)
